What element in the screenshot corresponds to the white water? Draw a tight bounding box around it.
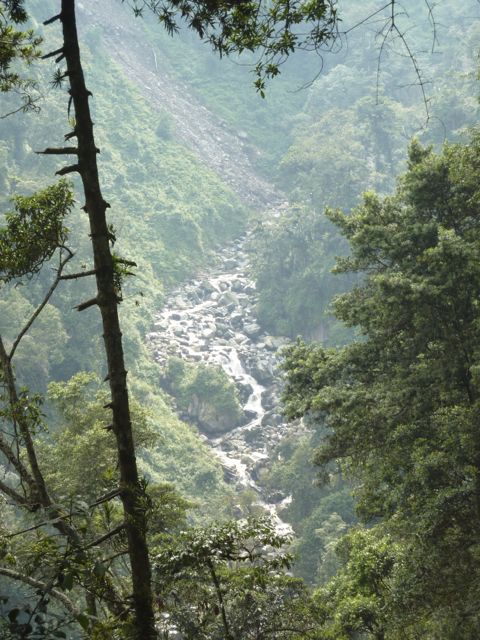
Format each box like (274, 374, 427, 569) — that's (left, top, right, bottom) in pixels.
(147, 237, 294, 533)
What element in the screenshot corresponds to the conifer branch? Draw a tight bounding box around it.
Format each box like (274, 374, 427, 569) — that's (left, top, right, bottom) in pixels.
(56, 164, 80, 176)
(75, 297, 99, 311)
(60, 268, 97, 280)
(43, 14, 63, 26)
(36, 147, 79, 155)
(41, 47, 64, 60)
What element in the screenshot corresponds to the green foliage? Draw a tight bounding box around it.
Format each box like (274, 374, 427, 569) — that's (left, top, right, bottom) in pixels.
(0, 0, 41, 112)
(155, 516, 319, 639)
(0, 289, 68, 391)
(282, 134, 480, 634)
(162, 356, 244, 431)
(250, 205, 353, 341)
(130, 0, 338, 94)
(42, 372, 156, 501)
(0, 180, 73, 283)
(251, 0, 479, 340)
(264, 430, 356, 585)
(314, 527, 399, 640)
(0, 21, 247, 517)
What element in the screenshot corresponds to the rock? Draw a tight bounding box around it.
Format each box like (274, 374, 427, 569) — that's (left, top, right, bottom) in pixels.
(185, 394, 242, 436)
(262, 389, 279, 411)
(174, 296, 188, 309)
(244, 323, 261, 338)
(202, 326, 217, 339)
(222, 466, 237, 483)
(261, 411, 283, 427)
(267, 490, 287, 504)
(249, 360, 274, 385)
(264, 335, 289, 351)
(236, 381, 253, 404)
(243, 427, 264, 445)
(230, 313, 243, 328)
(223, 258, 238, 270)
(170, 312, 182, 321)
(231, 279, 245, 293)
(199, 280, 217, 296)
(218, 291, 239, 307)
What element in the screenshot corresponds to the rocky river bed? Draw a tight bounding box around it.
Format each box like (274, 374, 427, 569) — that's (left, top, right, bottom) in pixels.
(146, 236, 302, 531)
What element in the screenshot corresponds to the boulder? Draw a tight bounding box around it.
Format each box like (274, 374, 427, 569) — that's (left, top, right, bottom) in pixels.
(218, 291, 239, 307)
(202, 326, 217, 339)
(187, 395, 238, 436)
(223, 258, 238, 270)
(243, 409, 257, 422)
(264, 335, 290, 351)
(236, 381, 254, 404)
(261, 410, 283, 427)
(199, 280, 217, 297)
(230, 313, 243, 328)
(244, 322, 261, 338)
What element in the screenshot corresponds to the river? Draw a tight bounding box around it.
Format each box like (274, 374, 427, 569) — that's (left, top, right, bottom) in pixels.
(146, 233, 296, 533)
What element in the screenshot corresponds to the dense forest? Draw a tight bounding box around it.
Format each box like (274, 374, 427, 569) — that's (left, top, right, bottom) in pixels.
(0, 0, 479, 638)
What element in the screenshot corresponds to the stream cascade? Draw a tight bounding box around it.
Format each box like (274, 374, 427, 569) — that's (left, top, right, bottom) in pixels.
(147, 232, 300, 533)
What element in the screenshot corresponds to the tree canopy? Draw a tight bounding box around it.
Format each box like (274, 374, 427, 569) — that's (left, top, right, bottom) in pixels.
(282, 134, 480, 637)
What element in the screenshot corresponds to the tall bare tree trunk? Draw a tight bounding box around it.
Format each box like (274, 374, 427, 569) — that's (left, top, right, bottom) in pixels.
(46, 2, 157, 636)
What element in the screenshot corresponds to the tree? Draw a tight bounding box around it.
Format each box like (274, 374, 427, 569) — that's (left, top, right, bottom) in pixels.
(0, 0, 41, 116)
(0, 183, 130, 637)
(282, 135, 480, 635)
(249, 204, 353, 341)
(154, 517, 319, 640)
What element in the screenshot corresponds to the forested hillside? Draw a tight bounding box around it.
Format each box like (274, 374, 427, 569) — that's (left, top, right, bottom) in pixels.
(0, 0, 479, 637)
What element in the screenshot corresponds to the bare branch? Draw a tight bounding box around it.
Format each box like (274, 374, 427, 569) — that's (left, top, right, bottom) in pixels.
(9, 251, 74, 361)
(0, 478, 32, 508)
(60, 268, 97, 280)
(64, 130, 77, 141)
(0, 567, 80, 618)
(41, 47, 64, 60)
(75, 297, 99, 312)
(0, 338, 52, 507)
(43, 14, 63, 26)
(36, 147, 79, 155)
(0, 431, 37, 496)
(89, 488, 122, 508)
(56, 164, 80, 176)
(83, 523, 125, 550)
